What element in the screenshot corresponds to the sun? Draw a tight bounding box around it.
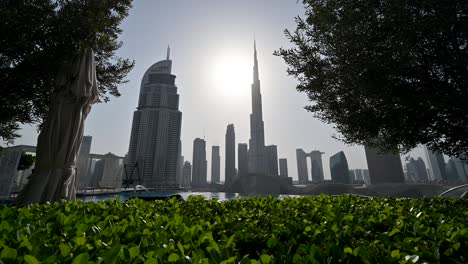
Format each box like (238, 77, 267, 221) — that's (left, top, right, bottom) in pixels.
(211, 53, 251, 99)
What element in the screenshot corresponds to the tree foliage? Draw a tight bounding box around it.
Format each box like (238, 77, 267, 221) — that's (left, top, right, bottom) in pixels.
(17, 153, 35, 171)
(275, 0, 468, 158)
(0, 0, 134, 143)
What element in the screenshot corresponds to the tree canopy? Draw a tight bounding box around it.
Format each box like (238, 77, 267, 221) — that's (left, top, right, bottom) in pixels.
(17, 153, 35, 171)
(276, 0, 467, 158)
(0, 0, 134, 143)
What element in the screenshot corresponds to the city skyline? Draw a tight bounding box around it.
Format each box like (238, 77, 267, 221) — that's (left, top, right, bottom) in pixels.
(10, 0, 381, 181)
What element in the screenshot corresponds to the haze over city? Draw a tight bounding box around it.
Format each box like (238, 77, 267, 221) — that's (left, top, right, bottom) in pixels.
(13, 0, 378, 181)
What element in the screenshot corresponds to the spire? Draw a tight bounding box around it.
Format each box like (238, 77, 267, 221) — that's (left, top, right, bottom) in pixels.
(166, 45, 170, 60)
(253, 37, 259, 82)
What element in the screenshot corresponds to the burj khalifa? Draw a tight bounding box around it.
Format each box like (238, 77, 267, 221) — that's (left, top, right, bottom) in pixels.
(248, 40, 266, 175)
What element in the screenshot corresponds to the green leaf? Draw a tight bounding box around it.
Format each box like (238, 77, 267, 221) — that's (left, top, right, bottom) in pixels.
(75, 237, 86, 246)
(344, 247, 352, 254)
(72, 253, 90, 264)
(0, 247, 17, 259)
(145, 258, 158, 264)
(391, 250, 400, 259)
(168, 253, 180, 262)
(24, 255, 40, 264)
(129, 246, 140, 259)
(260, 254, 272, 263)
(59, 243, 71, 257)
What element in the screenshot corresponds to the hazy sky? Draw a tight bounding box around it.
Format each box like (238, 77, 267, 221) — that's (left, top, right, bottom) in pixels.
(11, 0, 381, 181)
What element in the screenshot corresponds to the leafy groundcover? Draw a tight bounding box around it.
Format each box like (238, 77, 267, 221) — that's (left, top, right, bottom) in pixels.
(0, 196, 467, 263)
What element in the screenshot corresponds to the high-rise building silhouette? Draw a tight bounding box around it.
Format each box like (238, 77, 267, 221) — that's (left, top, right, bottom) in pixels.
(176, 140, 184, 187)
(248, 40, 266, 175)
(225, 124, 236, 185)
(405, 157, 429, 182)
(364, 145, 405, 184)
(77, 135, 92, 189)
(265, 145, 279, 176)
(192, 138, 207, 187)
(329, 151, 350, 184)
(423, 145, 446, 181)
(452, 157, 468, 182)
(296, 149, 324, 183)
(238, 143, 249, 178)
(279, 158, 288, 177)
(182, 161, 191, 188)
(126, 47, 181, 190)
(211, 146, 220, 184)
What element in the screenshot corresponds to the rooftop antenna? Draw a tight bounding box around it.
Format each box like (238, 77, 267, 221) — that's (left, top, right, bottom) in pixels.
(166, 45, 170, 60)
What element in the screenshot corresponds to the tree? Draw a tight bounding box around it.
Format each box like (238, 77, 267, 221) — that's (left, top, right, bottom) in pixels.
(275, 0, 468, 158)
(0, 0, 134, 143)
(17, 153, 36, 171)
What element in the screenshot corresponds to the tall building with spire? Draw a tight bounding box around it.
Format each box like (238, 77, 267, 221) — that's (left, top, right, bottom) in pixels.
(126, 46, 181, 190)
(248, 40, 266, 175)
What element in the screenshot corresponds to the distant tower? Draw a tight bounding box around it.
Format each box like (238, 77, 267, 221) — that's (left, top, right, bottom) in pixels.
(248, 39, 266, 175)
(126, 47, 181, 190)
(279, 158, 288, 177)
(423, 145, 446, 181)
(176, 140, 184, 186)
(329, 151, 350, 184)
(211, 146, 220, 184)
(192, 138, 207, 187)
(238, 143, 249, 178)
(296, 149, 324, 183)
(296, 149, 308, 184)
(225, 124, 236, 185)
(265, 145, 279, 176)
(364, 145, 405, 184)
(77, 135, 93, 189)
(182, 161, 192, 188)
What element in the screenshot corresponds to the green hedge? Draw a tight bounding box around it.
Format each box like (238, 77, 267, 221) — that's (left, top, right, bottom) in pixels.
(0, 195, 467, 263)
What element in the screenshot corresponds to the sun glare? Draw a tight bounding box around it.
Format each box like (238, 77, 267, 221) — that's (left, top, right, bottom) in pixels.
(211, 53, 252, 99)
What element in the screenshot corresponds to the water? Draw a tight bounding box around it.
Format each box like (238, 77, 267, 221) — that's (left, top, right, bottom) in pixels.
(80, 191, 301, 202)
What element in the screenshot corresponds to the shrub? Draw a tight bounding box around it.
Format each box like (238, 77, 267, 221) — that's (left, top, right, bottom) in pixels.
(0, 195, 467, 263)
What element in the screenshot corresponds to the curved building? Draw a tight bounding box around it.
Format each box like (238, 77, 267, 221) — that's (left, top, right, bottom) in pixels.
(330, 151, 350, 184)
(126, 47, 182, 190)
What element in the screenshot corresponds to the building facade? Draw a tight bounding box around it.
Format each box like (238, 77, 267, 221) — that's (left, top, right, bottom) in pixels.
(126, 48, 182, 190)
(296, 149, 325, 183)
(182, 161, 192, 188)
(77, 135, 92, 189)
(424, 145, 446, 181)
(329, 151, 350, 184)
(225, 124, 236, 185)
(192, 138, 207, 187)
(279, 158, 288, 177)
(211, 146, 220, 184)
(364, 145, 405, 184)
(238, 143, 249, 178)
(265, 145, 279, 176)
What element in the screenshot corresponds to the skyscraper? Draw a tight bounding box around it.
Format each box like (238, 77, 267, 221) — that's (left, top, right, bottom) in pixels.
(182, 161, 191, 188)
(364, 145, 405, 184)
(77, 135, 92, 189)
(225, 124, 236, 185)
(329, 151, 350, 184)
(265, 145, 279, 176)
(296, 149, 325, 183)
(176, 140, 184, 187)
(126, 47, 181, 190)
(211, 146, 220, 184)
(279, 158, 288, 177)
(405, 157, 429, 182)
(248, 40, 266, 175)
(192, 138, 207, 187)
(424, 145, 446, 181)
(238, 143, 249, 178)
